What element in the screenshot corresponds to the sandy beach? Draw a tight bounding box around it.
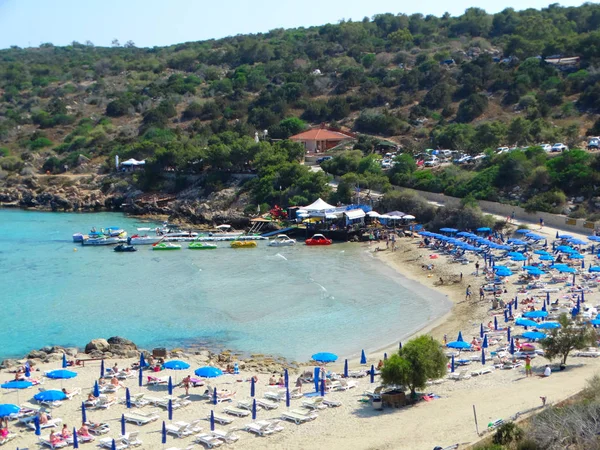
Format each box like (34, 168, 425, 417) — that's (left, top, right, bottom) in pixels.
(4, 219, 600, 450)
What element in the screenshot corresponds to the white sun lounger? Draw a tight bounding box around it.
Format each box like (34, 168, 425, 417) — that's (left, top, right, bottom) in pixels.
(207, 412, 233, 424)
(238, 398, 278, 410)
(123, 410, 160, 425)
(194, 433, 223, 448)
(85, 421, 110, 435)
(39, 435, 68, 449)
(211, 429, 240, 443)
(119, 393, 149, 408)
(147, 375, 169, 385)
(122, 431, 143, 447)
(280, 409, 318, 424)
(224, 406, 249, 417)
(98, 437, 128, 449)
(256, 419, 284, 433)
(471, 367, 494, 376)
(0, 432, 16, 446)
(301, 397, 327, 410)
(25, 417, 63, 430)
(165, 423, 192, 438)
(172, 420, 202, 435)
(94, 397, 116, 409)
(323, 398, 342, 407)
(244, 422, 274, 436)
(332, 379, 357, 390)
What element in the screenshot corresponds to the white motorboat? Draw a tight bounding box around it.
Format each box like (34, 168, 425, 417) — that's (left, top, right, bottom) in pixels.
(81, 236, 123, 246)
(268, 234, 296, 247)
(127, 234, 163, 245)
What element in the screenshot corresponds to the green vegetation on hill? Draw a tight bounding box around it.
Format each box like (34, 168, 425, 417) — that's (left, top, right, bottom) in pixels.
(1, 3, 600, 210)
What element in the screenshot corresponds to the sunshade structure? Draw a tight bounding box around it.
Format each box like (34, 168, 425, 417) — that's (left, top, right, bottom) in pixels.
(526, 268, 546, 275)
(522, 331, 547, 340)
(587, 236, 600, 242)
(440, 228, 458, 234)
(555, 266, 577, 273)
(311, 352, 338, 363)
(303, 198, 336, 212)
(163, 360, 190, 371)
(536, 322, 561, 329)
(557, 234, 573, 239)
(0, 381, 32, 403)
(511, 254, 527, 261)
(515, 229, 531, 234)
(568, 238, 587, 245)
(526, 233, 544, 241)
(34, 390, 67, 402)
(194, 367, 223, 378)
(477, 227, 491, 233)
(523, 310, 548, 319)
(0, 404, 19, 418)
(534, 250, 550, 256)
(589, 266, 600, 273)
(515, 318, 538, 327)
(46, 370, 77, 380)
(539, 255, 555, 261)
(556, 245, 576, 253)
(508, 239, 527, 245)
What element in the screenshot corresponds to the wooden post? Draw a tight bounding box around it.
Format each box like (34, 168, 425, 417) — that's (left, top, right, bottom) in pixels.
(473, 404, 480, 436)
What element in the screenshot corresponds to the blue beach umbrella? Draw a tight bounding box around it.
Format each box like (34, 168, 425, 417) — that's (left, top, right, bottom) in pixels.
(515, 318, 538, 327)
(542, 303, 547, 312)
(515, 229, 530, 234)
(344, 359, 348, 378)
(163, 360, 190, 371)
(93, 381, 100, 398)
(515, 296, 518, 308)
(161, 421, 166, 445)
(589, 266, 600, 272)
(588, 236, 600, 242)
(100, 360, 105, 378)
(524, 310, 548, 319)
(1, 380, 32, 390)
(81, 402, 87, 423)
(451, 355, 455, 373)
(62, 353, 67, 369)
(73, 428, 79, 449)
(507, 251, 523, 257)
(568, 238, 587, 245)
(46, 370, 77, 380)
(168, 399, 173, 421)
(140, 353, 146, 368)
(537, 322, 561, 330)
(509, 338, 515, 355)
(125, 388, 131, 409)
(284, 369, 289, 388)
(540, 255, 555, 261)
(523, 331, 547, 340)
(360, 350, 367, 365)
(195, 367, 223, 378)
(210, 410, 215, 431)
(321, 378, 326, 396)
(121, 414, 125, 436)
(286, 388, 291, 408)
(480, 323, 484, 338)
(547, 292, 550, 304)
(138, 367, 143, 387)
(0, 404, 19, 418)
(370, 365, 375, 384)
(34, 390, 67, 402)
(457, 331, 464, 342)
(504, 309, 508, 322)
(569, 253, 584, 259)
(25, 362, 30, 378)
(384, 353, 387, 361)
(212, 388, 217, 406)
(440, 228, 458, 233)
(252, 399, 257, 420)
(482, 334, 488, 348)
(494, 316, 498, 330)
(477, 227, 491, 233)
(511, 254, 527, 262)
(582, 291, 586, 303)
(314, 367, 320, 393)
(250, 377, 255, 397)
(590, 319, 600, 326)
(481, 348, 486, 365)
(534, 250, 550, 255)
(168, 376, 173, 396)
(312, 352, 338, 363)
(447, 341, 471, 349)
(507, 327, 511, 342)
(527, 268, 546, 275)
(34, 415, 41, 436)
(558, 234, 573, 239)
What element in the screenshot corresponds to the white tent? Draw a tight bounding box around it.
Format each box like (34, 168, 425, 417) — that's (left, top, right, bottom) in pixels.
(344, 209, 366, 220)
(303, 198, 336, 212)
(121, 158, 145, 166)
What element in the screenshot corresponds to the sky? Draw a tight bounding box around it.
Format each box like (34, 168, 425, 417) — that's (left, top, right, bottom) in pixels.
(0, 0, 590, 49)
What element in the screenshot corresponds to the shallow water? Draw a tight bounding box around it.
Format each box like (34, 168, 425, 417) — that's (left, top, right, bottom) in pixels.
(0, 209, 450, 361)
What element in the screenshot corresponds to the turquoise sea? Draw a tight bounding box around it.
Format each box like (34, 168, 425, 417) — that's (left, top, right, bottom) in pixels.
(0, 209, 450, 361)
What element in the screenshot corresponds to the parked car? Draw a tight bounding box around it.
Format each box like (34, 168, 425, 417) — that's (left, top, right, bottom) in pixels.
(454, 155, 472, 165)
(424, 156, 440, 167)
(539, 144, 552, 152)
(381, 159, 392, 169)
(551, 143, 568, 152)
(496, 147, 509, 154)
(588, 138, 599, 150)
(316, 156, 333, 164)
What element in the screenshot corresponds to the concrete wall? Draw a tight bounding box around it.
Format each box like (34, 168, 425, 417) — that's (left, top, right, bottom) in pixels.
(396, 187, 598, 234)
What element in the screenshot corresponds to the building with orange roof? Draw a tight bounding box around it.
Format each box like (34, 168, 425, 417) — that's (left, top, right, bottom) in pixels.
(289, 125, 354, 153)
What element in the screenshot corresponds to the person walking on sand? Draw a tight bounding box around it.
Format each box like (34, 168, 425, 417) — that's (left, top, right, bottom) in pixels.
(466, 285, 472, 301)
(511, 211, 515, 223)
(525, 355, 532, 377)
(479, 286, 485, 301)
(539, 217, 544, 229)
(475, 261, 480, 277)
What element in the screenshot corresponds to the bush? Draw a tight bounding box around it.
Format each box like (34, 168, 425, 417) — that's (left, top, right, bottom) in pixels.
(0, 147, 9, 157)
(28, 137, 53, 150)
(354, 111, 408, 136)
(493, 422, 523, 445)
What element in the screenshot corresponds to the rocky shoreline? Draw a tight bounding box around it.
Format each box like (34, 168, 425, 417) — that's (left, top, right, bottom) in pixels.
(0, 336, 300, 375)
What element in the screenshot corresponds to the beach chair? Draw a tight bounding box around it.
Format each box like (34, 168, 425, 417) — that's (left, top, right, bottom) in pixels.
(123, 410, 160, 425)
(98, 437, 128, 449)
(63, 387, 81, 400)
(575, 347, 600, 357)
(194, 433, 223, 448)
(94, 396, 116, 409)
(264, 390, 286, 402)
(38, 435, 68, 449)
(120, 393, 149, 408)
(85, 421, 110, 435)
(165, 423, 192, 438)
(333, 379, 357, 390)
(99, 384, 120, 395)
(147, 375, 169, 385)
(244, 422, 274, 436)
(25, 417, 63, 430)
(0, 432, 16, 446)
(207, 412, 233, 425)
(122, 431, 143, 447)
(211, 429, 240, 443)
(255, 398, 278, 410)
(301, 397, 327, 410)
(280, 409, 318, 424)
(447, 370, 471, 381)
(223, 406, 250, 417)
(173, 420, 202, 435)
(323, 398, 342, 407)
(263, 419, 285, 433)
(471, 367, 494, 377)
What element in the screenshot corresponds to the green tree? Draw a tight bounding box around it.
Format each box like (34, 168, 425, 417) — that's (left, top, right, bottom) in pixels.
(456, 94, 488, 123)
(541, 314, 597, 366)
(388, 29, 413, 46)
(380, 335, 447, 398)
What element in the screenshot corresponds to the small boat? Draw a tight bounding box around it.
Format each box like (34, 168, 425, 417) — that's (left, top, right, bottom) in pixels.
(152, 242, 182, 251)
(268, 235, 296, 247)
(114, 244, 137, 252)
(305, 234, 332, 246)
(82, 237, 122, 246)
(72, 233, 85, 243)
(230, 240, 257, 248)
(188, 241, 217, 250)
(128, 235, 163, 245)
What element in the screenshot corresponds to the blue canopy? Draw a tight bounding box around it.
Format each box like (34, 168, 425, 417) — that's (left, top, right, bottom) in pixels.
(45, 370, 77, 380)
(493, 265, 509, 271)
(508, 239, 527, 245)
(527, 268, 546, 275)
(557, 234, 573, 239)
(515, 229, 531, 234)
(495, 269, 513, 277)
(440, 228, 458, 233)
(515, 318, 538, 327)
(536, 322, 561, 329)
(0, 404, 19, 418)
(589, 266, 600, 273)
(522, 331, 547, 340)
(194, 367, 223, 378)
(569, 253, 584, 259)
(311, 352, 338, 363)
(534, 250, 550, 255)
(1, 381, 33, 389)
(447, 341, 472, 349)
(523, 310, 548, 318)
(590, 319, 600, 326)
(507, 252, 523, 257)
(511, 254, 527, 261)
(588, 236, 600, 242)
(540, 255, 555, 261)
(526, 233, 544, 241)
(556, 266, 577, 273)
(568, 238, 587, 245)
(163, 360, 190, 370)
(477, 227, 491, 232)
(456, 231, 472, 237)
(34, 390, 67, 402)
(556, 245, 575, 253)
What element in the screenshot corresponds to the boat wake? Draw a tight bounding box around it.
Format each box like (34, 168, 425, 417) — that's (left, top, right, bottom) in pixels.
(275, 253, 288, 261)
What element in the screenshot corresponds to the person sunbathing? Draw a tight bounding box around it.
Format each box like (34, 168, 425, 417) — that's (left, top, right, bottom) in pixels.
(49, 430, 63, 445)
(78, 423, 90, 437)
(277, 376, 284, 385)
(470, 338, 481, 350)
(38, 411, 49, 425)
(61, 424, 71, 439)
(110, 376, 124, 388)
(268, 376, 276, 385)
